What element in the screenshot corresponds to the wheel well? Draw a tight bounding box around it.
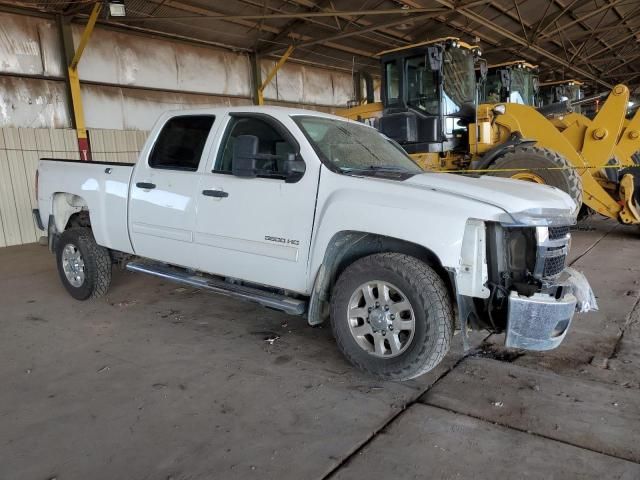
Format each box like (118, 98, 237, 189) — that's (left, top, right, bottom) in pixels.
(51, 193, 91, 233)
(307, 231, 452, 325)
(65, 211, 92, 230)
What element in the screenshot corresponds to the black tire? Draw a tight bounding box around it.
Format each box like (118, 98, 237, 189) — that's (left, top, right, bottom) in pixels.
(577, 204, 594, 222)
(55, 227, 111, 300)
(488, 146, 583, 208)
(330, 253, 453, 381)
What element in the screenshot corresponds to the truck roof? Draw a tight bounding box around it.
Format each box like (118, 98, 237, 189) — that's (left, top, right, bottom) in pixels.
(160, 105, 347, 122)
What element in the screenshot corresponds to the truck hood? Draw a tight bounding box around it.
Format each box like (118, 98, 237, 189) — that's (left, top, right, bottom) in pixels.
(400, 172, 577, 225)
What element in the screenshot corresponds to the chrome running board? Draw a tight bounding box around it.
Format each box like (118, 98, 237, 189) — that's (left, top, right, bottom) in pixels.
(126, 261, 306, 315)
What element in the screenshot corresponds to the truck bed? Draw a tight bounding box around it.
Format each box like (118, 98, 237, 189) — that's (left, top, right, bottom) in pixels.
(37, 158, 136, 254)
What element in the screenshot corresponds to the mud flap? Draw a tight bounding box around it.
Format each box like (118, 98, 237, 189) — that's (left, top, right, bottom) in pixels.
(456, 293, 478, 352)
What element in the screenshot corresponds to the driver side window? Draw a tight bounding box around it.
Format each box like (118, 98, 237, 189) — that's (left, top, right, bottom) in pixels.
(214, 116, 296, 178)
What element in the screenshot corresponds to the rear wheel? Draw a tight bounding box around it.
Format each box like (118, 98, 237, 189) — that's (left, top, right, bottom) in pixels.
(330, 253, 453, 381)
(56, 227, 111, 300)
(488, 146, 583, 208)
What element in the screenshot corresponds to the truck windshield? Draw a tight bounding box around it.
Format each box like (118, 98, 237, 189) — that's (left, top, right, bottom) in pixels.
(293, 116, 422, 174)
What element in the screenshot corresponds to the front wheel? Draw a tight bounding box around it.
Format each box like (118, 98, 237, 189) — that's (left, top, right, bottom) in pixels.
(56, 227, 112, 300)
(330, 253, 453, 381)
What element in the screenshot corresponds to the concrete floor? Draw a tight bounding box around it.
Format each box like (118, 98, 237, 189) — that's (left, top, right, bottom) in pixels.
(1, 218, 639, 480)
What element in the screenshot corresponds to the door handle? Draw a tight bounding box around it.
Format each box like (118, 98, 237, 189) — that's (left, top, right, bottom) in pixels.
(136, 182, 156, 189)
(202, 189, 229, 198)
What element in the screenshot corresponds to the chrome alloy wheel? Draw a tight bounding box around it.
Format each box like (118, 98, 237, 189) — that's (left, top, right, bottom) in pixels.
(347, 281, 416, 358)
(61, 243, 86, 288)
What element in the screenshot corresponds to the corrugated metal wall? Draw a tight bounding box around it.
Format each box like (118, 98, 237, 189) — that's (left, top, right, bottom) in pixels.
(0, 11, 360, 131)
(0, 128, 147, 246)
(0, 9, 366, 247)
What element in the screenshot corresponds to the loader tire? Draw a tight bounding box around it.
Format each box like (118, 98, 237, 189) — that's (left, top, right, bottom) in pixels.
(330, 253, 453, 381)
(489, 146, 583, 208)
(56, 227, 111, 300)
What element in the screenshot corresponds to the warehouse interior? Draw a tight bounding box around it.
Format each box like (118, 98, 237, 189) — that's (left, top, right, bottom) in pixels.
(1, 1, 640, 479)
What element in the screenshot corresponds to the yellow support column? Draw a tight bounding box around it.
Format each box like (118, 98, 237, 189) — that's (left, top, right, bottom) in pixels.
(68, 2, 101, 161)
(257, 45, 294, 105)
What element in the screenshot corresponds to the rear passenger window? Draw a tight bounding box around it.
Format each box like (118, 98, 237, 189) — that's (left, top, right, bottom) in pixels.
(149, 115, 214, 171)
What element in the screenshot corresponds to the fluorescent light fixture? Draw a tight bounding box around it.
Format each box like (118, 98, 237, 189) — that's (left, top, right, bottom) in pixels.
(109, 1, 126, 17)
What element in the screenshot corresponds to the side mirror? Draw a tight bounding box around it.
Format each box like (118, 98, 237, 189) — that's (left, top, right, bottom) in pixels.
(232, 135, 259, 178)
(427, 46, 442, 72)
(283, 153, 306, 183)
(363, 72, 375, 104)
(478, 59, 488, 82)
(499, 69, 511, 89)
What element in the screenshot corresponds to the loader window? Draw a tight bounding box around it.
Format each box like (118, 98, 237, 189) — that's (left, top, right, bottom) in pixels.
(149, 115, 214, 171)
(406, 56, 439, 115)
(509, 69, 535, 105)
(384, 61, 400, 105)
(442, 48, 475, 115)
(483, 71, 503, 103)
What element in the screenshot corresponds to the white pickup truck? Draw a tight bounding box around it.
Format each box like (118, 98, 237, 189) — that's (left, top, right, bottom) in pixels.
(35, 106, 594, 380)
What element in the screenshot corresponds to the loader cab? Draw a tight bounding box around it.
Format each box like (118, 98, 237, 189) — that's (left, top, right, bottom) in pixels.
(539, 79, 584, 112)
(479, 61, 539, 106)
(378, 38, 480, 155)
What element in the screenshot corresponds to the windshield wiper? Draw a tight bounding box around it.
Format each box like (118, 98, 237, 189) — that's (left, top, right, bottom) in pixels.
(340, 165, 409, 174)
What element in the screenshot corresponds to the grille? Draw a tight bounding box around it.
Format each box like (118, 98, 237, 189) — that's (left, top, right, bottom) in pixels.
(533, 226, 570, 280)
(549, 226, 570, 239)
(543, 253, 567, 277)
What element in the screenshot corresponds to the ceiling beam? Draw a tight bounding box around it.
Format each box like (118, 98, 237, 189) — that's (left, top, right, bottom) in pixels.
(534, 0, 579, 38)
(102, 0, 378, 60)
(114, 7, 446, 22)
(537, 0, 625, 40)
(278, 9, 451, 52)
(434, 0, 613, 88)
(283, 0, 417, 47)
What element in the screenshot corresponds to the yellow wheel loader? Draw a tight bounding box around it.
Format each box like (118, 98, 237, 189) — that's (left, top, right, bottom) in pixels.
(478, 64, 640, 170)
(337, 38, 640, 225)
(481, 63, 640, 217)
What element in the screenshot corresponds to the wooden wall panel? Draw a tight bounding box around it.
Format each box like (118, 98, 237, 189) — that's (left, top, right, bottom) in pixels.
(0, 149, 20, 246)
(0, 127, 148, 246)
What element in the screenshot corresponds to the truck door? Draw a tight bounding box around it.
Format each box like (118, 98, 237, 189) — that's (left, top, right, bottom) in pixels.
(194, 113, 319, 293)
(129, 114, 216, 268)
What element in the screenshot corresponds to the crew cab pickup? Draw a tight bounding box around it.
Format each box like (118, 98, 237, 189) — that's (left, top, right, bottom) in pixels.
(35, 106, 595, 380)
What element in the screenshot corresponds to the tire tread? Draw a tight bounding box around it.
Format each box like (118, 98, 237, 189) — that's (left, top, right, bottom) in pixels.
(490, 145, 583, 207)
(331, 253, 453, 381)
(57, 227, 111, 299)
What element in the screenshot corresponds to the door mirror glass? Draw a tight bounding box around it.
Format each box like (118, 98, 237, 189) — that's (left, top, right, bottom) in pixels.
(283, 153, 306, 183)
(232, 135, 259, 177)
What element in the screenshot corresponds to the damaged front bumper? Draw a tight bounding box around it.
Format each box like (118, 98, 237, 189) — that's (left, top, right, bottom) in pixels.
(505, 267, 597, 351)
